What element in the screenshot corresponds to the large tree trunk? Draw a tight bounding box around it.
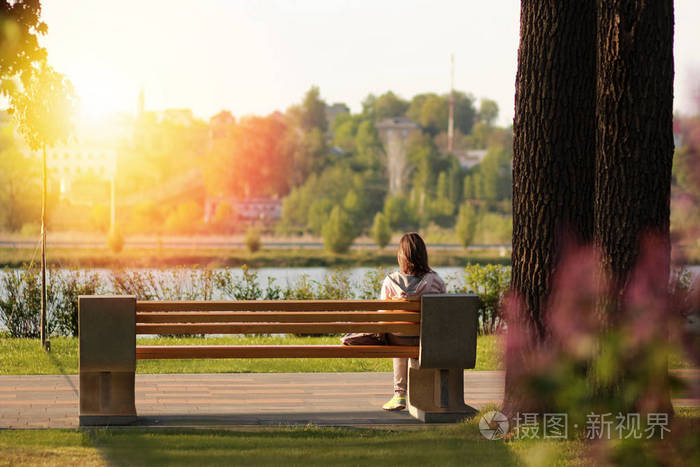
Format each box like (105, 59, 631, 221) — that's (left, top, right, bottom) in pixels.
(505, 0, 597, 415)
(595, 0, 675, 413)
(595, 0, 674, 297)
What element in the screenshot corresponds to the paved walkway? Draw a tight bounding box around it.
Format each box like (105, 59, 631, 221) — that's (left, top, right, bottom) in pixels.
(1, 370, 697, 429)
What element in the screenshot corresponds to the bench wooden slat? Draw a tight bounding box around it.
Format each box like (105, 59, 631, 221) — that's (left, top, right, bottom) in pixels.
(136, 311, 420, 324)
(135, 322, 420, 335)
(136, 345, 419, 359)
(136, 300, 421, 312)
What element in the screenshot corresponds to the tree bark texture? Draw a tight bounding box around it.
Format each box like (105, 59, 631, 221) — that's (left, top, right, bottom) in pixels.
(595, 0, 675, 414)
(506, 0, 596, 414)
(595, 0, 675, 297)
(511, 0, 597, 339)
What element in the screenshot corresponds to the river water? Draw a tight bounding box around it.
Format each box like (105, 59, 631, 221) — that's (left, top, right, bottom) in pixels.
(1, 265, 698, 297)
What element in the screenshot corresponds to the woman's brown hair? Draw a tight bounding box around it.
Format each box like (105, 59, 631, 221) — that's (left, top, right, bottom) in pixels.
(397, 232, 431, 277)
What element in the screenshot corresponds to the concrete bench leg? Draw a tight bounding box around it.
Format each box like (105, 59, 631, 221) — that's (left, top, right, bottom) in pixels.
(79, 296, 137, 426)
(407, 363, 477, 423)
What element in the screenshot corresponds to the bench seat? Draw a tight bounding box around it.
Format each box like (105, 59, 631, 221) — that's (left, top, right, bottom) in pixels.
(136, 344, 419, 359)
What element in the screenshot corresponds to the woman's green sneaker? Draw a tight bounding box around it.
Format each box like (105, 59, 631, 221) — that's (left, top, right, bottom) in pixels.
(382, 394, 406, 411)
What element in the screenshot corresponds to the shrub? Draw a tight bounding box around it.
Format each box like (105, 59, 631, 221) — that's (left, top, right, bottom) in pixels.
(0, 265, 57, 338)
(282, 274, 317, 300)
(318, 269, 354, 299)
(371, 212, 391, 249)
(52, 269, 101, 337)
(245, 227, 261, 253)
(322, 206, 356, 254)
(107, 228, 124, 253)
(357, 267, 390, 299)
(215, 265, 263, 300)
(460, 263, 511, 334)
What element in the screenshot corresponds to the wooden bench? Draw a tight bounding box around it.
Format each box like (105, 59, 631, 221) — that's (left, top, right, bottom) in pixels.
(78, 294, 479, 426)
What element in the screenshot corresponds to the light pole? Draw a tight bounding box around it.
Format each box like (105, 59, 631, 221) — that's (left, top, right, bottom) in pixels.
(40, 144, 49, 351)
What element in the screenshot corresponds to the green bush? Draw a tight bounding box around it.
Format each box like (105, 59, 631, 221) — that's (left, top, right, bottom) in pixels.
(244, 227, 261, 253)
(0, 265, 58, 338)
(321, 206, 356, 254)
(52, 269, 101, 337)
(454, 263, 511, 334)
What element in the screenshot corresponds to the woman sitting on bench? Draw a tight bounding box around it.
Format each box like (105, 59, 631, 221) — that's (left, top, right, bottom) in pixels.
(343, 232, 446, 411)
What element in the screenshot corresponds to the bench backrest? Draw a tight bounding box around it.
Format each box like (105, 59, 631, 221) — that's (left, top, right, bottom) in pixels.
(79, 294, 479, 370)
(135, 299, 421, 336)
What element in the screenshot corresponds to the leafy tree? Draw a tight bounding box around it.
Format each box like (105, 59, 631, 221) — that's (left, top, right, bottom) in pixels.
(455, 203, 478, 248)
(428, 172, 455, 227)
(354, 120, 383, 171)
(205, 113, 293, 198)
(332, 113, 360, 153)
(307, 198, 333, 236)
(477, 98, 499, 126)
(407, 93, 445, 135)
(452, 91, 478, 135)
(299, 85, 327, 133)
(373, 91, 409, 120)
(408, 132, 441, 213)
(360, 93, 377, 120)
(407, 91, 476, 136)
(0, 125, 41, 231)
(0, 0, 48, 115)
(463, 174, 474, 201)
(322, 206, 355, 253)
(212, 201, 235, 231)
(471, 172, 484, 201)
(342, 189, 366, 234)
(446, 156, 463, 205)
(480, 147, 512, 202)
(383, 195, 418, 232)
(371, 212, 391, 249)
(418, 94, 449, 135)
(12, 63, 75, 152)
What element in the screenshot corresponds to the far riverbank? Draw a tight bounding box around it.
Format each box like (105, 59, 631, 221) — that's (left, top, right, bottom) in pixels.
(0, 246, 510, 269)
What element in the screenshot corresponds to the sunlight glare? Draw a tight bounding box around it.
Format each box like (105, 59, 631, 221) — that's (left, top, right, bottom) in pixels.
(73, 68, 135, 120)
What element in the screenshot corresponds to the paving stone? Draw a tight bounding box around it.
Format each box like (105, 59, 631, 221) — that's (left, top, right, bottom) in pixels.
(0, 370, 697, 428)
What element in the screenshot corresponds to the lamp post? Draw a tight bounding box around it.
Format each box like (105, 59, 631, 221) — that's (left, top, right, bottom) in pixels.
(40, 144, 49, 351)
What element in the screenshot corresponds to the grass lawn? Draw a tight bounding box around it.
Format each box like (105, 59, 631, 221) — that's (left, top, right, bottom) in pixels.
(1, 408, 698, 466)
(0, 335, 503, 375)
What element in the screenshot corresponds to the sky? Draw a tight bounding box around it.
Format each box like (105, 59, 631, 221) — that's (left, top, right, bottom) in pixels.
(36, 0, 700, 127)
